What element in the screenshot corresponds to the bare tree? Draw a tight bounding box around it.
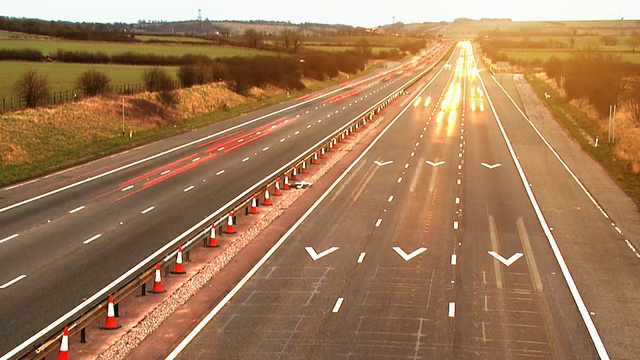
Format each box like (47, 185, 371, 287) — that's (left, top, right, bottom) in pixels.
(244, 28, 263, 49)
(75, 70, 111, 96)
(625, 79, 640, 124)
(281, 29, 301, 52)
(627, 31, 640, 52)
(12, 69, 50, 108)
(142, 66, 175, 93)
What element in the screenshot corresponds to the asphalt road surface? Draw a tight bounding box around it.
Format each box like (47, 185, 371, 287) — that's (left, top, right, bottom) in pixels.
(166, 43, 605, 359)
(0, 43, 450, 358)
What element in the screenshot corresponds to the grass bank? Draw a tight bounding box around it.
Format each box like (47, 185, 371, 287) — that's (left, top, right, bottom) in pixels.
(526, 74, 640, 205)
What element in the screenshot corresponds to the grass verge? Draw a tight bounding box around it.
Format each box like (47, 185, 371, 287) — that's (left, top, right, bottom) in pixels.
(526, 74, 640, 205)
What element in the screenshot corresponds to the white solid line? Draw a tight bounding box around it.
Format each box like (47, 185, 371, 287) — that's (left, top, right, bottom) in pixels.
(183, 186, 195, 192)
(69, 206, 85, 214)
(332, 298, 345, 313)
(121, 185, 134, 192)
(0, 275, 26, 289)
(141, 206, 155, 214)
(397, 177, 403, 183)
(216, 170, 225, 176)
(375, 219, 383, 227)
(388, 195, 394, 202)
(83, 233, 102, 245)
(451, 254, 457, 265)
(163, 48, 452, 360)
(357, 252, 366, 263)
(263, 147, 270, 151)
(242, 157, 250, 162)
(449, 302, 456, 317)
(453, 221, 459, 230)
(161, 170, 171, 175)
(480, 69, 610, 359)
(0, 234, 19, 244)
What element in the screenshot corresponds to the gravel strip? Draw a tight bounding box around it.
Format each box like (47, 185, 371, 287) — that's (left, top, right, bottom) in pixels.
(97, 119, 380, 360)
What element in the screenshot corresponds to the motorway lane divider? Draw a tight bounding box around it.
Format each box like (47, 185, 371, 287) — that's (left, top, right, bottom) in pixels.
(14, 42, 455, 360)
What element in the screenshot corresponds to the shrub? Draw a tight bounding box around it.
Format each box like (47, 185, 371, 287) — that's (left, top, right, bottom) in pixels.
(12, 69, 50, 108)
(142, 66, 175, 93)
(75, 70, 111, 96)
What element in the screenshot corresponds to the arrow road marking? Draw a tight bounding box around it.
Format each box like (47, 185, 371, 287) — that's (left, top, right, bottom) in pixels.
(481, 163, 502, 169)
(305, 247, 339, 261)
(425, 160, 445, 167)
(374, 160, 394, 167)
(393, 247, 427, 261)
(488, 251, 523, 266)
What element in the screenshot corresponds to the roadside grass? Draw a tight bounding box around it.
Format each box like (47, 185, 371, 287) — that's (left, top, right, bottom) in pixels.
(0, 38, 272, 58)
(527, 74, 640, 205)
(0, 61, 179, 102)
(0, 65, 379, 186)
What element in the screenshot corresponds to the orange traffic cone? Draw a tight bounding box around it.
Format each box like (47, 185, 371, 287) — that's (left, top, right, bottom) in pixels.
(291, 167, 298, 180)
(355, 123, 360, 132)
(100, 295, 122, 330)
(363, 118, 367, 127)
(329, 141, 334, 152)
(207, 224, 219, 247)
(249, 195, 259, 214)
(149, 263, 166, 294)
(263, 188, 272, 206)
(301, 161, 307, 174)
(171, 246, 186, 274)
(56, 326, 69, 360)
(224, 211, 236, 234)
(312, 152, 319, 164)
(273, 179, 282, 196)
(320, 147, 326, 159)
(283, 175, 290, 190)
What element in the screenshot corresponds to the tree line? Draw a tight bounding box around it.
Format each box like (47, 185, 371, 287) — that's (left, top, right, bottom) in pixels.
(0, 16, 133, 42)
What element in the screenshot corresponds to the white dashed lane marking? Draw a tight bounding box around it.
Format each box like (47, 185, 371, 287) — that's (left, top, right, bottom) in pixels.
(83, 233, 102, 245)
(332, 298, 344, 313)
(183, 186, 194, 192)
(0, 275, 26, 289)
(121, 185, 134, 192)
(141, 206, 155, 214)
(0, 234, 19, 244)
(216, 170, 225, 176)
(69, 206, 85, 214)
(357, 252, 366, 263)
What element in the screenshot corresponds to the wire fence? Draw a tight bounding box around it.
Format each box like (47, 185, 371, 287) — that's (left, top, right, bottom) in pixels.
(0, 82, 181, 114)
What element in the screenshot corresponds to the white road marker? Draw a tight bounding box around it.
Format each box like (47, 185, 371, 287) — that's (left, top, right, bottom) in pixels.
(216, 170, 225, 176)
(456, 197, 460, 204)
(457, 179, 461, 185)
(332, 298, 344, 313)
(263, 147, 270, 151)
(397, 177, 403, 183)
(488, 251, 523, 266)
(425, 160, 445, 167)
(0, 234, 19, 244)
(294, 131, 300, 135)
(448, 302, 456, 317)
(453, 221, 459, 230)
(374, 160, 393, 167)
(451, 254, 457, 265)
(388, 195, 394, 202)
(1, 275, 26, 289)
(357, 252, 366, 263)
(305, 246, 339, 261)
(481, 162, 502, 169)
(161, 170, 171, 175)
(141, 206, 155, 214)
(183, 186, 194, 192)
(307, 125, 312, 128)
(375, 219, 383, 227)
(192, 157, 200, 162)
(280, 138, 286, 142)
(83, 233, 102, 245)
(121, 185, 134, 192)
(242, 157, 250, 162)
(69, 206, 85, 214)
(393, 247, 427, 261)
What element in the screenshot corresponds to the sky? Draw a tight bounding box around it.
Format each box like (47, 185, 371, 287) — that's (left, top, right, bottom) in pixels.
(3, 0, 639, 28)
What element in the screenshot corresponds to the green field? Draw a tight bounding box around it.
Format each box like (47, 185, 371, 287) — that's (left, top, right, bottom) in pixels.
(496, 35, 638, 51)
(300, 35, 416, 47)
(0, 38, 271, 58)
(304, 45, 394, 54)
(500, 50, 640, 64)
(0, 30, 48, 39)
(442, 19, 640, 38)
(0, 61, 179, 102)
(135, 35, 214, 43)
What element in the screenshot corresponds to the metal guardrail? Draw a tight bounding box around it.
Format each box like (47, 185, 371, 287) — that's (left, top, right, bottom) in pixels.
(8, 43, 454, 360)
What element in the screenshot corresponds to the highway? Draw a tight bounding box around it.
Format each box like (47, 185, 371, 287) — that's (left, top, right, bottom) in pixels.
(166, 42, 605, 359)
(0, 43, 450, 358)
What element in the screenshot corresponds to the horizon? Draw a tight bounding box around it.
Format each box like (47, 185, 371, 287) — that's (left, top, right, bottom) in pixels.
(2, 0, 639, 28)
